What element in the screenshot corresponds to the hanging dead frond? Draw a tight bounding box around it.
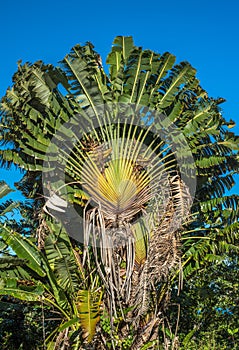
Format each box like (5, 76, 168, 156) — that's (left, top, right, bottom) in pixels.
(169, 174, 192, 225)
(129, 176, 192, 320)
(36, 214, 49, 249)
(54, 328, 70, 350)
(131, 315, 161, 350)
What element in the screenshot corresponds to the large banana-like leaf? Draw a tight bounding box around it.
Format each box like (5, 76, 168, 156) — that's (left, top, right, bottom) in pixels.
(0, 226, 46, 277)
(0, 287, 43, 302)
(157, 62, 196, 109)
(132, 219, 148, 267)
(0, 256, 32, 280)
(107, 36, 134, 82)
(0, 277, 44, 301)
(44, 221, 80, 293)
(76, 289, 101, 343)
(62, 42, 111, 107)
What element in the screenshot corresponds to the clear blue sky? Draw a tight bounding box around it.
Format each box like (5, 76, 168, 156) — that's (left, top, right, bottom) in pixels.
(0, 0, 239, 198)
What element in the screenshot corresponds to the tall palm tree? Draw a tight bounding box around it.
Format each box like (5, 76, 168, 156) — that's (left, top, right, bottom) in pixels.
(0, 36, 239, 349)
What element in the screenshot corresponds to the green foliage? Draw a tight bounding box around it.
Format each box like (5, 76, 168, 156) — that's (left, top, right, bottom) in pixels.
(0, 302, 43, 350)
(165, 257, 239, 349)
(0, 218, 103, 348)
(0, 179, 102, 348)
